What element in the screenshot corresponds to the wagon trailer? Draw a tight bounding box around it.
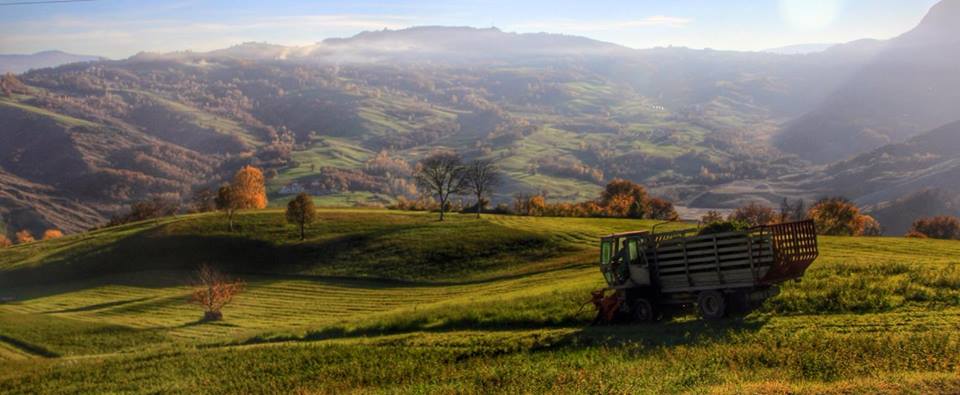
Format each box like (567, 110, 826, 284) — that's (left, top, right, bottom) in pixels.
(592, 220, 819, 322)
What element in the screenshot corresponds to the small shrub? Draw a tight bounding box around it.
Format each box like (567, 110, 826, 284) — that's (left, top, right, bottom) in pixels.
(41, 229, 64, 240)
(15, 230, 34, 244)
(0, 234, 11, 248)
(190, 264, 245, 322)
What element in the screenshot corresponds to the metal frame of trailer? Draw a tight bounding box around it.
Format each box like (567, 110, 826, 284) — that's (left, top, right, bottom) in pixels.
(597, 220, 819, 321)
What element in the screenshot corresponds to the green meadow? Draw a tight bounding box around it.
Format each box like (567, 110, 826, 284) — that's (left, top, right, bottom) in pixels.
(1, 209, 959, 393)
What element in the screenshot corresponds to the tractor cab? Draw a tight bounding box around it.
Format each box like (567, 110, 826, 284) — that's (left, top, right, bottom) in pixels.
(599, 231, 651, 288)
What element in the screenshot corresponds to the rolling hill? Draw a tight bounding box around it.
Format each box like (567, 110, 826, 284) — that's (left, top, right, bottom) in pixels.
(1, 209, 959, 393)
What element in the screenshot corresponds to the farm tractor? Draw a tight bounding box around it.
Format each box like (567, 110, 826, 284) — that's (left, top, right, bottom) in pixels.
(591, 220, 819, 323)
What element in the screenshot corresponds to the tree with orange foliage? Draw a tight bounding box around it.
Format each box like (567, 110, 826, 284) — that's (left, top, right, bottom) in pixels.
(0, 235, 11, 248)
(807, 197, 878, 236)
(600, 179, 649, 218)
(190, 264, 245, 322)
(42, 229, 64, 240)
(216, 166, 268, 231)
(15, 230, 34, 244)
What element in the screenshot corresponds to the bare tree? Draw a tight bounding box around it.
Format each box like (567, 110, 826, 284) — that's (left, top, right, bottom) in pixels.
(415, 151, 466, 221)
(463, 159, 501, 218)
(190, 264, 245, 322)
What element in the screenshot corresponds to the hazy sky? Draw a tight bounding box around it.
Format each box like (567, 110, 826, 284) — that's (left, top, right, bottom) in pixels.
(0, 0, 942, 58)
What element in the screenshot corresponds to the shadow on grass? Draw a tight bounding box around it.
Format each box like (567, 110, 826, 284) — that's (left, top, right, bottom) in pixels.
(2, 219, 576, 305)
(234, 314, 769, 352)
(46, 297, 155, 314)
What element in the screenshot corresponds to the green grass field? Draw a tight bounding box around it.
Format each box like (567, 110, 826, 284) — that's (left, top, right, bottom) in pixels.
(1, 209, 959, 393)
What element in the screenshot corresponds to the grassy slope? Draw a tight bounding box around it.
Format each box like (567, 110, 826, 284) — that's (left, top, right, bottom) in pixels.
(0, 209, 959, 393)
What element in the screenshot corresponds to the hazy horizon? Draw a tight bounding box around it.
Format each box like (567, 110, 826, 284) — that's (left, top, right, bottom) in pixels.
(0, 0, 941, 58)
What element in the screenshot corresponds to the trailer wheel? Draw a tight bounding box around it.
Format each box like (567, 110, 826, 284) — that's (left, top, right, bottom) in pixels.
(697, 291, 726, 320)
(631, 298, 655, 323)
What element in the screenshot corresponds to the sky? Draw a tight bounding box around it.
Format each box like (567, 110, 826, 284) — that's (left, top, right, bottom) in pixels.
(0, 0, 942, 58)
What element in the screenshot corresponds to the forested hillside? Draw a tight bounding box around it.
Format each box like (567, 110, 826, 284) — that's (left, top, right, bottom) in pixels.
(2, 1, 960, 235)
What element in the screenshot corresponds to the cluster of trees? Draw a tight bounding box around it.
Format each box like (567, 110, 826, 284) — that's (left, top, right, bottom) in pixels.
(510, 179, 679, 220)
(908, 216, 960, 240)
(0, 228, 65, 248)
(413, 152, 501, 221)
(407, 151, 679, 221)
(701, 197, 882, 236)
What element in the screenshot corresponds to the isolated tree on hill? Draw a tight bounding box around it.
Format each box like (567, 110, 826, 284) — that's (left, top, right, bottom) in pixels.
(463, 159, 501, 218)
(216, 166, 268, 231)
(42, 229, 64, 240)
(231, 166, 268, 209)
(0, 235, 11, 248)
(415, 152, 466, 221)
(190, 264, 244, 322)
(286, 193, 317, 241)
(808, 197, 877, 236)
(15, 230, 34, 244)
(908, 216, 960, 240)
(729, 202, 778, 227)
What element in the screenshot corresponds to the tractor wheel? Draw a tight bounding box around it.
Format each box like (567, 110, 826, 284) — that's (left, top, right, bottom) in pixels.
(632, 298, 656, 323)
(697, 291, 727, 320)
(726, 291, 751, 316)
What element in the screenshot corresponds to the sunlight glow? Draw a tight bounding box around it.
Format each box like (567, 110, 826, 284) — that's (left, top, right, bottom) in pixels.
(779, 0, 842, 31)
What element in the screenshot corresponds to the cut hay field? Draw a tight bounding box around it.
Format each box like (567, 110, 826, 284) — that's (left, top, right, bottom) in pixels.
(0, 209, 959, 394)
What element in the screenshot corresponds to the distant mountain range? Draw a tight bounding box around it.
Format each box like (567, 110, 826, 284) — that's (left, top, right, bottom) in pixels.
(763, 43, 837, 55)
(0, 50, 102, 74)
(776, 0, 960, 163)
(1, 1, 959, 236)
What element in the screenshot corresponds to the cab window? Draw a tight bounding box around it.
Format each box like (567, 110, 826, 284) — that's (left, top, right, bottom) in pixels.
(600, 240, 612, 266)
(627, 239, 638, 262)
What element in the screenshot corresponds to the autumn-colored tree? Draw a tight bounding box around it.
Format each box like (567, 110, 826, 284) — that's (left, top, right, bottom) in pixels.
(648, 198, 680, 221)
(861, 216, 883, 236)
(909, 216, 960, 240)
(230, 165, 268, 209)
(15, 230, 34, 244)
(190, 264, 244, 322)
(807, 197, 877, 236)
(42, 229, 64, 240)
(286, 193, 318, 241)
(415, 152, 466, 221)
(0, 235, 11, 248)
(216, 166, 269, 231)
(729, 202, 778, 227)
(600, 179, 649, 218)
(528, 195, 547, 216)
